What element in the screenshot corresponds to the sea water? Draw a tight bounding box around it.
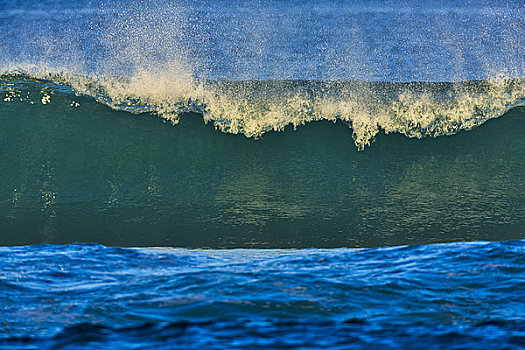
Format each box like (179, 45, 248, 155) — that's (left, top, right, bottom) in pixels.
(0, 0, 524, 348)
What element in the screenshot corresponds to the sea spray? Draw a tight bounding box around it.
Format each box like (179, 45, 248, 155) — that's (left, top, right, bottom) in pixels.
(2, 73, 524, 149)
(2, 1, 525, 148)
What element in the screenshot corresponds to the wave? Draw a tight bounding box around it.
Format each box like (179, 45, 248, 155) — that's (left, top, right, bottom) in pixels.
(1, 70, 525, 149)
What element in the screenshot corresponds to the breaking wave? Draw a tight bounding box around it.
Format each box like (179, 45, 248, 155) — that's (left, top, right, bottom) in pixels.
(1, 70, 524, 149)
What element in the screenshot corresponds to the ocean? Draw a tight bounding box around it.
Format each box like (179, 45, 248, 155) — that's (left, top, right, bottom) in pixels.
(1, 0, 524, 348)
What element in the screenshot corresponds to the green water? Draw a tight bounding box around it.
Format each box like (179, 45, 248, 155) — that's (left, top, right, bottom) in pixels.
(1, 90, 524, 247)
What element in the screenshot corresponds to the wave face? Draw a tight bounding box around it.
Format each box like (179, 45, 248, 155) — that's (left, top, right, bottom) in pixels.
(1, 77, 524, 247)
(1, 241, 524, 349)
(0, 0, 524, 247)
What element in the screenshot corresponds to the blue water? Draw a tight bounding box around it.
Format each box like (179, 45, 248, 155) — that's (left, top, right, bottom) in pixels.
(1, 0, 525, 348)
(1, 241, 524, 349)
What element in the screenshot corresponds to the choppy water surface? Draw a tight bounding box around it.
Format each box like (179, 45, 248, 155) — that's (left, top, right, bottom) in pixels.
(1, 241, 524, 349)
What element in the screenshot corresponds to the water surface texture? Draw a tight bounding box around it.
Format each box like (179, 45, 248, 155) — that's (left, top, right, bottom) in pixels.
(1, 242, 524, 349)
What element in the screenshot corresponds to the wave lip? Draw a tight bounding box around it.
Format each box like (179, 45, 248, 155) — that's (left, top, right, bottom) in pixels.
(2, 71, 525, 149)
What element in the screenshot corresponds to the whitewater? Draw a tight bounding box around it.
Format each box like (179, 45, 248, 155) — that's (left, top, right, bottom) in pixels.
(2, 0, 525, 148)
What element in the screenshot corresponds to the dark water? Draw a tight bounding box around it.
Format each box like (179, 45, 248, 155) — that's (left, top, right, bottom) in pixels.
(1, 241, 524, 349)
(1, 78, 524, 247)
(1, 0, 525, 348)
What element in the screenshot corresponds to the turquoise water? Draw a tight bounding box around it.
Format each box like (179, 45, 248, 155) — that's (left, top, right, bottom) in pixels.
(1, 78, 524, 247)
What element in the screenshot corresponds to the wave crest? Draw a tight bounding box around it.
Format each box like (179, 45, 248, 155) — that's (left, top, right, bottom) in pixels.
(1, 69, 524, 149)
